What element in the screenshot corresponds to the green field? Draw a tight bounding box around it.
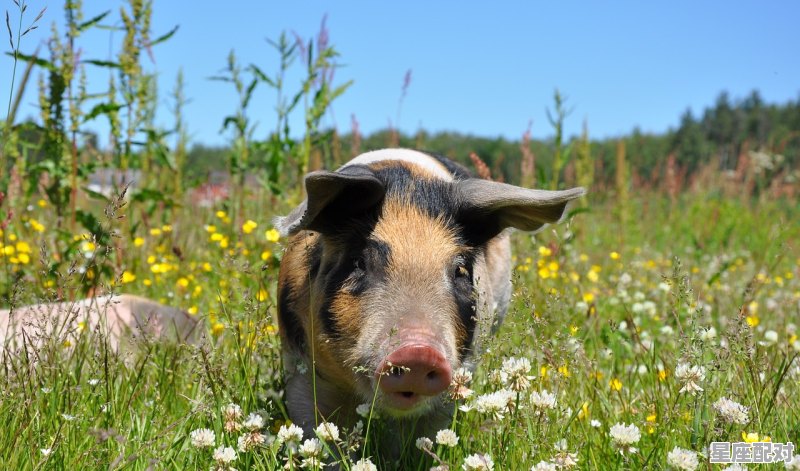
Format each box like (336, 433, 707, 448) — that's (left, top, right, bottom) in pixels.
(1, 192, 798, 470)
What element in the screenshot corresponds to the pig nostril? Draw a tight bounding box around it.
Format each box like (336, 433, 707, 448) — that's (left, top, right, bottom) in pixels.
(426, 371, 438, 381)
(400, 391, 414, 398)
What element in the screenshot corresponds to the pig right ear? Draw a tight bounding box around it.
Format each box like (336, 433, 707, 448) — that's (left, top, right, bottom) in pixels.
(275, 166, 386, 236)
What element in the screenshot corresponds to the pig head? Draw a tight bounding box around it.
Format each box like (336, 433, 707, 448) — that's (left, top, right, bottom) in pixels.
(276, 149, 584, 435)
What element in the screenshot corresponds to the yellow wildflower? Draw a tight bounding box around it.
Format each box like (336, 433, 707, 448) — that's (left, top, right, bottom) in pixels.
(578, 401, 590, 419)
(609, 378, 623, 391)
(242, 220, 258, 234)
(265, 228, 281, 243)
(211, 322, 225, 336)
(29, 219, 45, 232)
(134, 237, 145, 247)
(257, 288, 269, 302)
(149, 228, 162, 237)
(122, 271, 136, 283)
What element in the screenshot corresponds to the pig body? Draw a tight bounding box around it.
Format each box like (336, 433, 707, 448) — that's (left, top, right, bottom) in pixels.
(1, 294, 199, 355)
(276, 149, 583, 447)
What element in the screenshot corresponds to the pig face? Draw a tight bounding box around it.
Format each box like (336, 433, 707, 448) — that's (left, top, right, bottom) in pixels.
(276, 149, 584, 423)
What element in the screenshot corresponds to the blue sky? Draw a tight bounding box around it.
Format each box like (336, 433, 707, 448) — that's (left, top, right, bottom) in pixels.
(2, 1, 799, 147)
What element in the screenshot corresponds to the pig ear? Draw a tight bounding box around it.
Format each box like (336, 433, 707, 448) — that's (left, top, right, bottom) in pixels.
(275, 166, 385, 236)
(458, 179, 586, 234)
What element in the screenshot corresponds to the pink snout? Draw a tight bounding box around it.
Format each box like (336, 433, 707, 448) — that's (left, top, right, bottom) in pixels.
(377, 344, 452, 410)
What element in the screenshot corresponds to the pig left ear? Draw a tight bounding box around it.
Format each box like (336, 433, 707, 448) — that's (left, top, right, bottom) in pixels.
(458, 179, 586, 234)
(275, 166, 386, 236)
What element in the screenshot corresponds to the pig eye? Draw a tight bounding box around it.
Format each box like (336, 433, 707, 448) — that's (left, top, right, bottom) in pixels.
(455, 264, 470, 280)
(352, 256, 366, 273)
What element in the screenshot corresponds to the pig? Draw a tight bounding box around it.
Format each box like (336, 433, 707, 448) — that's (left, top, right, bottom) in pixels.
(276, 148, 584, 451)
(1, 294, 199, 355)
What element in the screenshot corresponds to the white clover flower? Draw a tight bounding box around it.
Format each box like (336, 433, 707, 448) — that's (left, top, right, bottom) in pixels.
(666, 446, 698, 470)
(643, 300, 657, 316)
(531, 461, 557, 471)
(88, 379, 100, 386)
(552, 451, 579, 468)
(785, 455, 800, 470)
(675, 363, 706, 395)
(474, 388, 515, 420)
(277, 423, 304, 447)
(237, 430, 266, 452)
(435, 429, 459, 447)
(450, 367, 475, 400)
(463, 453, 494, 470)
(720, 464, 747, 471)
(40, 448, 53, 456)
(300, 456, 323, 470)
(764, 330, 779, 345)
(212, 446, 237, 464)
(713, 397, 749, 425)
(243, 413, 264, 431)
(658, 282, 671, 292)
(619, 272, 632, 285)
(298, 438, 324, 458)
(529, 389, 557, 412)
(315, 422, 340, 442)
(351, 457, 378, 471)
(222, 403, 242, 420)
(590, 419, 602, 428)
(416, 436, 433, 451)
(356, 402, 372, 418)
(609, 423, 640, 454)
(501, 357, 534, 392)
(222, 403, 243, 432)
(700, 327, 717, 342)
(189, 428, 216, 448)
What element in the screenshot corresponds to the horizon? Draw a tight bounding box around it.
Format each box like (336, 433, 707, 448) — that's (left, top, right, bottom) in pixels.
(2, 1, 799, 148)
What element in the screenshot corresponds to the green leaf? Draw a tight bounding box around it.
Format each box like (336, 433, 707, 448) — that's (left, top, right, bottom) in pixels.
(131, 188, 175, 207)
(147, 25, 179, 47)
(82, 186, 111, 204)
(83, 59, 121, 69)
(83, 102, 124, 122)
(78, 10, 111, 32)
(5, 51, 55, 71)
(75, 209, 111, 245)
(248, 64, 276, 87)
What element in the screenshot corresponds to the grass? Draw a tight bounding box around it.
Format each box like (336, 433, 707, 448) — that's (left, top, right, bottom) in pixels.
(1, 191, 798, 470)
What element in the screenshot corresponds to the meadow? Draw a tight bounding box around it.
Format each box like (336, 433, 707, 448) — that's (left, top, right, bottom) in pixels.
(2, 1, 800, 469)
(1, 189, 798, 470)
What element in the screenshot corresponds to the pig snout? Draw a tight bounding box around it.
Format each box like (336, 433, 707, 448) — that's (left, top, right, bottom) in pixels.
(377, 344, 452, 410)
